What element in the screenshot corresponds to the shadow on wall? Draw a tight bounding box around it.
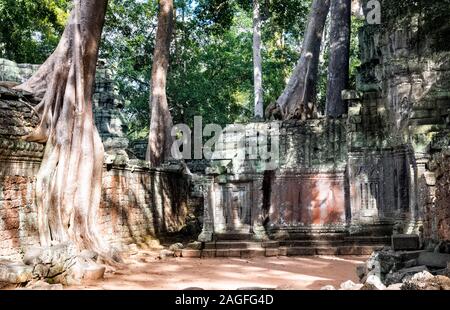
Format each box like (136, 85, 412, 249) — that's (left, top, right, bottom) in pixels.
(100, 167, 191, 246)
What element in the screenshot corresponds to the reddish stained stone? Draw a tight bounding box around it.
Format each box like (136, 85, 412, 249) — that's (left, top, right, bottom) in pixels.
(271, 176, 345, 226)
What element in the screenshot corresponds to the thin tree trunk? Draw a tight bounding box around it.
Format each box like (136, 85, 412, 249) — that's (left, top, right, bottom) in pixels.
(326, 0, 351, 117)
(14, 0, 119, 263)
(146, 0, 174, 167)
(253, 0, 264, 119)
(270, 0, 330, 120)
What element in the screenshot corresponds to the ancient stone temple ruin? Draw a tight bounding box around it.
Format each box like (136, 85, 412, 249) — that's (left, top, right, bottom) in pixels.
(191, 9, 450, 257)
(0, 2, 449, 262)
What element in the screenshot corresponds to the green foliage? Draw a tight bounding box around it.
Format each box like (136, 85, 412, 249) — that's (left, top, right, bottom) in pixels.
(0, 0, 70, 63)
(168, 7, 254, 128)
(2, 0, 366, 139)
(350, 16, 363, 89)
(101, 0, 313, 140)
(100, 0, 157, 139)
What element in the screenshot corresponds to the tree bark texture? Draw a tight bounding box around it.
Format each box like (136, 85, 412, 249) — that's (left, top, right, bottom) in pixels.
(326, 0, 351, 117)
(146, 0, 175, 167)
(14, 0, 119, 262)
(253, 0, 264, 119)
(270, 0, 330, 120)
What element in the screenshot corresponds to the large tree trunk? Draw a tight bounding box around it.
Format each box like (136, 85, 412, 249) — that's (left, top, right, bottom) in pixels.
(253, 0, 264, 119)
(146, 0, 175, 167)
(326, 0, 351, 117)
(14, 0, 118, 263)
(269, 0, 330, 120)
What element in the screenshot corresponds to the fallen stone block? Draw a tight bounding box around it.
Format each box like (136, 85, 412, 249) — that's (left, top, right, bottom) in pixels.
(169, 243, 184, 251)
(340, 280, 361, 290)
(402, 259, 418, 269)
(401, 271, 442, 290)
(364, 275, 386, 290)
(187, 241, 202, 250)
(0, 260, 33, 284)
(392, 234, 420, 251)
(24, 243, 77, 270)
(20, 280, 64, 290)
(432, 268, 447, 276)
(378, 250, 402, 273)
(385, 265, 429, 285)
(81, 264, 106, 281)
(417, 252, 450, 268)
(56, 259, 106, 285)
(398, 250, 427, 261)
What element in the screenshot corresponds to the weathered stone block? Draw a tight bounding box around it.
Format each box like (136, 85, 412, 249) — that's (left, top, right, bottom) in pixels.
(385, 265, 429, 285)
(363, 275, 386, 290)
(0, 260, 33, 283)
(261, 241, 279, 248)
(187, 241, 202, 250)
(417, 252, 450, 268)
(201, 249, 216, 258)
(397, 250, 427, 261)
(286, 247, 316, 256)
(316, 247, 338, 255)
(391, 234, 420, 251)
(278, 247, 288, 256)
(181, 249, 201, 258)
(240, 249, 265, 258)
(265, 248, 279, 257)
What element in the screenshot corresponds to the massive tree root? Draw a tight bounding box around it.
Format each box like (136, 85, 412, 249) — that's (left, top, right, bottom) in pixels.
(14, 0, 121, 268)
(268, 0, 330, 120)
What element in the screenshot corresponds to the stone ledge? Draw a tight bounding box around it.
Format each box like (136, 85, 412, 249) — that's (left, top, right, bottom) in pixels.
(392, 234, 420, 251)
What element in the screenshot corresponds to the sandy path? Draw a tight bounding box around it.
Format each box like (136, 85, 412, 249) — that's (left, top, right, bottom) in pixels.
(70, 251, 367, 290)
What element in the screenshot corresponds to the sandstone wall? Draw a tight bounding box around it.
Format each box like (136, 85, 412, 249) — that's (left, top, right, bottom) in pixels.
(100, 166, 189, 247)
(426, 152, 450, 241)
(354, 0, 450, 239)
(269, 119, 348, 230)
(0, 88, 42, 260)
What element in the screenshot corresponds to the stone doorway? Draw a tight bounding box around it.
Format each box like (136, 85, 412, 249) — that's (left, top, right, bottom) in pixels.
(220, 183, 252, 233)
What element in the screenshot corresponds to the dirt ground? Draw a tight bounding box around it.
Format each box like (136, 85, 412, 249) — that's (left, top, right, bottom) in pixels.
(69, 251, 367, 290)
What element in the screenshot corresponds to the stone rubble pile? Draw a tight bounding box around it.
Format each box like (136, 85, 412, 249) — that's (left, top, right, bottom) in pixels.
(0, 242, 106, 289)
(323, 237, 450, 290)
